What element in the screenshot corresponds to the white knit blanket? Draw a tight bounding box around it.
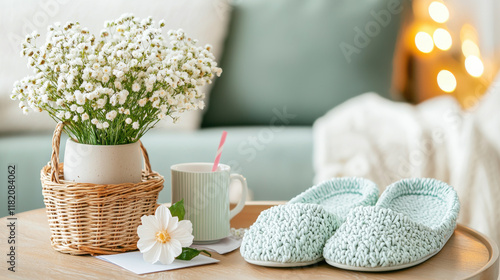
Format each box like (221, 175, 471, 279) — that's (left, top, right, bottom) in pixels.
(313, 78, 500, 247)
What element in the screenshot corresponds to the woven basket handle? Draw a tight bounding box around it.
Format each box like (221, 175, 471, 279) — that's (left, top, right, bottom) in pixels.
(50, 122, 153, 183)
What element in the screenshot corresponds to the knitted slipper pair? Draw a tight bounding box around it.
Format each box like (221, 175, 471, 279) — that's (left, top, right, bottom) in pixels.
(240, 177, 460, 271)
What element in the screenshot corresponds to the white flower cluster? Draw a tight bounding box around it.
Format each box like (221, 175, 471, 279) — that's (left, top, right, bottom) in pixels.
(11, 14, 222, 144)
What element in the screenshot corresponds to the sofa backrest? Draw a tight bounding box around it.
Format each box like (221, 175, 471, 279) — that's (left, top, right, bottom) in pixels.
(202, 0, 407, 127)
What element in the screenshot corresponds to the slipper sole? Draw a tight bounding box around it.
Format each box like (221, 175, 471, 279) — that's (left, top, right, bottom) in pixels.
(244, 257, 324, 267)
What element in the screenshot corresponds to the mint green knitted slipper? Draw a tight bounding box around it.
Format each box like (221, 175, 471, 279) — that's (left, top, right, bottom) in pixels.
(323, 178, 460, 271)
(240, 177, 379, 267)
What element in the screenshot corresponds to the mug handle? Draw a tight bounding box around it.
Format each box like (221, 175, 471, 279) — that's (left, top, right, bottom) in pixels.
(229, 174, 248, 220)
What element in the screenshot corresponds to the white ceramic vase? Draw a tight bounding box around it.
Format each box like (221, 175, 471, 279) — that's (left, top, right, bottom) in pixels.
(63, 139, 143, 184)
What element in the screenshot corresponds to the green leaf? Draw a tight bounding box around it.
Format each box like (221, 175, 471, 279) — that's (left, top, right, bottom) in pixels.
(176, 247, 211, 261)
(169, 199, 185, 220)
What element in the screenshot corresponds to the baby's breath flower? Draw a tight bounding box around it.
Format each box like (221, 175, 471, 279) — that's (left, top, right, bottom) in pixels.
(113, 69, 124, 78)
(96, 98, 107, 108)
(132, 83, 140, 92)
(106, 110, 117, 121)
(110, 95, 118, 106)
(138, 98, 147, 107)
(85, 83, 94, 92)
(11, 14, 221, 145)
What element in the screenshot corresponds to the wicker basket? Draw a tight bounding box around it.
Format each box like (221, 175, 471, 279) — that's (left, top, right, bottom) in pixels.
(40, 122, 164, 255)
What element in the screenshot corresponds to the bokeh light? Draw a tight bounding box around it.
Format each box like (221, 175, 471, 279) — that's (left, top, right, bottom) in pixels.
(433, 28, 452, 50)
(429, 2, 450, 23)
(465, 56, 484, 77)
(460, 24, 479, 43)
(462, 40, 480, 57)
(415, 32, 434, 53)
(437, 70, 457, 92)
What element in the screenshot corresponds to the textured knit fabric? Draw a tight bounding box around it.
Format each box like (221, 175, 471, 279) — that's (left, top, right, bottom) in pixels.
(240, 204, 340, 263)
(289, 177, 379, 221)
(240, 177, 379, 264)
(323, 178, 460, 269)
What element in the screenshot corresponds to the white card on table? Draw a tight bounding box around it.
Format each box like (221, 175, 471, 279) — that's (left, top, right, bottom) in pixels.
(96, 251, 219, 275)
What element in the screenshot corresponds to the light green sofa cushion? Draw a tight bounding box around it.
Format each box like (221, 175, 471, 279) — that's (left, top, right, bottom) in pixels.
(203, 0, 405, 126)
(0, 127, 313, 217)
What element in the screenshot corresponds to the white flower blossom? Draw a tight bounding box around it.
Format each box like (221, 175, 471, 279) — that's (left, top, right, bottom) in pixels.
(125, 117, 132, 124)
(103, 66, 111, 74)
(96, 98, 106, 108)
(110, 95, 118, 106)
(137, 205, 193, 264)
(106, 110, 117, 121)
(41, 94, 49, 103)
(132, 82, 140, 92)
(113, 69, 124, 78)
(82, 112, 89, 121)
(118, 90, 129, 105)
(85, 83, 93, 92)
(132, 121, 139, 129)
(138, 98, 147, 107)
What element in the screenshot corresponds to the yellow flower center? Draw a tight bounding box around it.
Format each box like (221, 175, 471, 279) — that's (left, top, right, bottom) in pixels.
(155, 230, 171, 244)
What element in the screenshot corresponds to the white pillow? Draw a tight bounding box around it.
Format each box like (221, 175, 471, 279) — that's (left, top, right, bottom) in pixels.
(0, 0, 231, 133)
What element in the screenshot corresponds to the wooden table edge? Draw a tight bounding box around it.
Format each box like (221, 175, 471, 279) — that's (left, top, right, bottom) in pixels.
(458, 224, 500, 280)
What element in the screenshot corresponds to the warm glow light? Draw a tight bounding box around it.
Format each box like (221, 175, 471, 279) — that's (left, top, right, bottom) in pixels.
(433, 28, 452, 50)
(462, 40, 480, 57)
(460, 24, 479, 43)
(437, 70, 457, 92)
(415, 32, 434, 53)
(465, 56, 484, 77)
(429, 2, 450, 23)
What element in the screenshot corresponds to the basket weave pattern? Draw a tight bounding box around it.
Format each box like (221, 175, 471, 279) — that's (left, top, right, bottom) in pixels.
(40, 123, 164, 255)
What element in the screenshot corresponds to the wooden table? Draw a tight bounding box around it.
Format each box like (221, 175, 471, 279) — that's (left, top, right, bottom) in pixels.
(1, 202, 498, 280)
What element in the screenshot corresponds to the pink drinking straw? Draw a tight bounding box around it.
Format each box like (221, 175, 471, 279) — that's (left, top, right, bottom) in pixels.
(212, 131, 228, 172)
